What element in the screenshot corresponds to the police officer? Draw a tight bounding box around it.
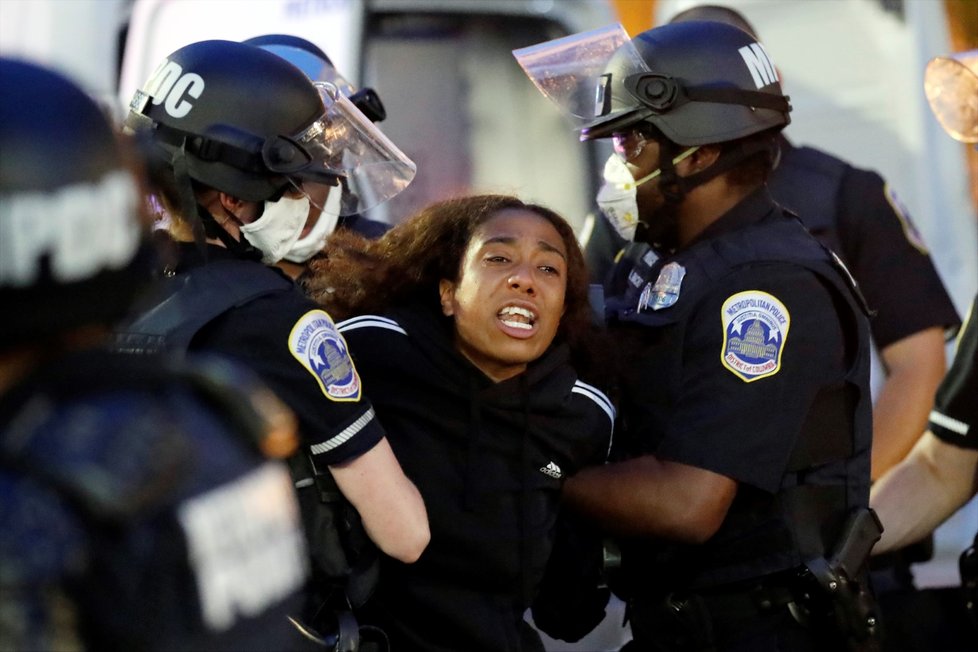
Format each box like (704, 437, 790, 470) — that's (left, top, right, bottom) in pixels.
(680, 4, 959, 480)
(115, 40, 429, 643)
(870, 49, 978, 652)
(0, 56, 312, 651)
(666, 2, 962, 596)
(517, 21, 876, 651)
(589, 3, 958, 485)
(243, 33, 391, 245)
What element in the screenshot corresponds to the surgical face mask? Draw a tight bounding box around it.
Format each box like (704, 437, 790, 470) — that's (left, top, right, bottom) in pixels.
(239, 194, 310, 264)
(283, 186, 342, 263)
(595, 147, 700, 241)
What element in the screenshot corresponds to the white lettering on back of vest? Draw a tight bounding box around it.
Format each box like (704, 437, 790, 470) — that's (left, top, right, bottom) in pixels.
(738, 42, 778, 89)
(178, 462, 308, 631)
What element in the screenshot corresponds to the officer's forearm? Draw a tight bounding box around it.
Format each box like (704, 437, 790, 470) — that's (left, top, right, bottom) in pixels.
(870, 431, 978, 554)
(871, 327, 947, 480)
(562, 456, 736, 543)
(330, 437, 430, 563)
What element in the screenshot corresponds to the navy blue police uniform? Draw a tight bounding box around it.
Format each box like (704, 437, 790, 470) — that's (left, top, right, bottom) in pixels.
(337, 303, 615, 652)
(114, 241, 385, 627)
(768, 137, 961, 590)
(0, 349, 311, 651)
(607, 188, 874, 651)
(117, 242, 383, 466)
(768, 137, 960, 348)
(591, 138, 960, 345)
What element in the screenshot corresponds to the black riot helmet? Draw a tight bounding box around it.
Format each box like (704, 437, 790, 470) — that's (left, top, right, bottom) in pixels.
(581, 20, 791, 144)
(126, 40, 414, 259)
(126, 39, 341, 203)
(1, 57, 151, 350)
(244, 34, 387, 123)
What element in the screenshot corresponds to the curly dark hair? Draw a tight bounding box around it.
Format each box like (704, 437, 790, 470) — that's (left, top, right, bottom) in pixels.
(304, 194, 605, 378)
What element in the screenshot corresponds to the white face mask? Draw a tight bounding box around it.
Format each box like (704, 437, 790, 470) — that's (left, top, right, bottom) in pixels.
(239, 194, 310, 264)
(282, 185, 342, 263)
(595, 147, 700, 241)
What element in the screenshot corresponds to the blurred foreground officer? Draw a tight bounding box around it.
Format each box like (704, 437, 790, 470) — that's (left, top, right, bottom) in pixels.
(870, 49, 978, 652)
(517, 21, 879, 651)
(115, 40, 429, 647)
(244, 33, 391, 243)
(0, 57, 311, 651)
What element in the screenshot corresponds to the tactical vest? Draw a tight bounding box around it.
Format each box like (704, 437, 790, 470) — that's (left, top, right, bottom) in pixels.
(0, 352, 308, 651)
(608, 212, 872, 588)
(112, 259, 292, 356)
(111, 258, 379, 632)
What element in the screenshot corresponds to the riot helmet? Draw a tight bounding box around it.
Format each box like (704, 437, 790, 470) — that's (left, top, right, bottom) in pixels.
(515, 21, 790, 145)
(244, 34, 387, 123)
(586, 21, 790, 144)
(1, 57, 150, 350)
(126, 40, 413, 246)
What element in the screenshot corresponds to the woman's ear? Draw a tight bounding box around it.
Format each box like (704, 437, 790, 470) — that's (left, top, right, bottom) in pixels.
(438, 278, 456, 317)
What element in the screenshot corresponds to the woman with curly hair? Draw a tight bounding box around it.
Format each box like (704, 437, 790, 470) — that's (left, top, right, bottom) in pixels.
(304, 194, 615, 652)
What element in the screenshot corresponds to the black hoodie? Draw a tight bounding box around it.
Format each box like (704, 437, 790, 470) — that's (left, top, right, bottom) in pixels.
(338, 303, 614, 652)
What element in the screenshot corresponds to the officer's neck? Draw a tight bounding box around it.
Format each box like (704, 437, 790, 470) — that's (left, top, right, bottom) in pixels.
(677, 176, 760, 247)
(275, 259, 304, 280)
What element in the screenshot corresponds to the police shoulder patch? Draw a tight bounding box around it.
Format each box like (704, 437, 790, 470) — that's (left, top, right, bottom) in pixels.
(883, 184, 928, 254)
(720, 290, 790, 383)
(288, 309, 361, 401)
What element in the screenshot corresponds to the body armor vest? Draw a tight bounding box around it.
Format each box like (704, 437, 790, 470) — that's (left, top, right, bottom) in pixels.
(608, 211, 871, 588)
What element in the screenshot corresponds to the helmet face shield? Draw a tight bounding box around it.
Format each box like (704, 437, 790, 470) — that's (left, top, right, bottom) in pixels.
(516, 21, 791, 146)
(283, 83, 415, 215)
(924, 49, 978, 144)
(513, 23, 649, 125)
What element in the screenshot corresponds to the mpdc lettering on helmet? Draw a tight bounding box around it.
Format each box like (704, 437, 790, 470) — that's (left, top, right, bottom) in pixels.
(738, 42, 777, 89)
(143, 58, 205, 118)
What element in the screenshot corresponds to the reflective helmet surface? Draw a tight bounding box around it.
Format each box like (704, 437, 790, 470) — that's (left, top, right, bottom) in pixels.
(127, 39, 332, 202)
(581, 21, 791, 145)
(1, 57, 148, 348)
(243, 33, 387, 123)
(243, 33, 337, 82)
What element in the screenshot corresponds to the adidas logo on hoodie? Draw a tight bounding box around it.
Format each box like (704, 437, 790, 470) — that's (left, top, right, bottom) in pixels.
(539, 461, 562, 479)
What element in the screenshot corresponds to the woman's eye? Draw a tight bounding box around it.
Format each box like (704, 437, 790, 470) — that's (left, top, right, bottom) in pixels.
(486, 255, 509, 264)
(539, 265, 562, 276)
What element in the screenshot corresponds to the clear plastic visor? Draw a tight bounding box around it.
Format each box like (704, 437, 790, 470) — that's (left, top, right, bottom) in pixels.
(284, 82, 416, 215)
(924, 50, 978, 144)
(512, 23, 649, 124)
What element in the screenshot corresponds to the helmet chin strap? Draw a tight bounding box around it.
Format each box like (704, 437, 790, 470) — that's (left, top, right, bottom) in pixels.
(199, 205, 262, 261)
(638, 134, 778, 252)
(172, 138, 262, 262)
(662, 135, 778, 196)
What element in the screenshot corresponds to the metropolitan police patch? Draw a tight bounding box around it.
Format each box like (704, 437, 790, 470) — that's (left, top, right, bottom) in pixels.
(720, 291, 791, 382)
(289, 310, 361, 401)
(884, 184, 928, 254)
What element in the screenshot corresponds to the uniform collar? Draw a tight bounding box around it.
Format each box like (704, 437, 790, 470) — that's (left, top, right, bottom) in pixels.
(684, 185, 780, 249)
